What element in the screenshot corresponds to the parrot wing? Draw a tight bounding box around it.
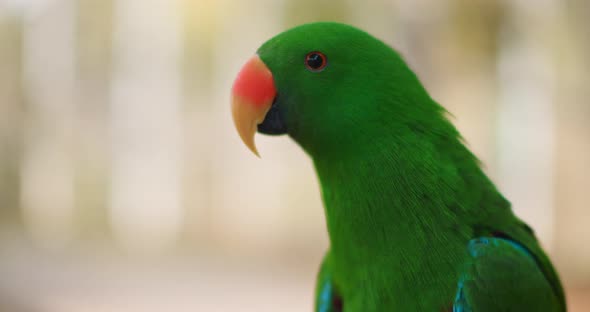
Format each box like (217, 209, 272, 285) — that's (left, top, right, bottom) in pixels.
(453, 237, 563, 312)
(315, 252, 342, 312)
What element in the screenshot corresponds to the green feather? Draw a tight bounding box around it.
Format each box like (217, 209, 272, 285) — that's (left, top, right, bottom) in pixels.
(256, 22, 565, 311)
(455, 237, 561, 311)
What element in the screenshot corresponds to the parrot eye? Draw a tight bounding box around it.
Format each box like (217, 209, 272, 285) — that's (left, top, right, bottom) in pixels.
(305, 51, 328, 72)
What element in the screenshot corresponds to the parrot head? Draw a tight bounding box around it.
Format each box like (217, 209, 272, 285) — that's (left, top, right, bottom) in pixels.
(232, 22, 441, 157)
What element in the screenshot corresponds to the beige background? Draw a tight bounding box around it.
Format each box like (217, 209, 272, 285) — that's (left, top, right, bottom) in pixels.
(0, 0, 588, 311)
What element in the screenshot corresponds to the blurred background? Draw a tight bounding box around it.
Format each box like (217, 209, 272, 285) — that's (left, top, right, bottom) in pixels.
(0, 0, 588, 311)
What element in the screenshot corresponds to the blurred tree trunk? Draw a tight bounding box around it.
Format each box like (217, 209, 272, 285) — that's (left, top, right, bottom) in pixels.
(109, 0, 184, 251)
(76, 0, 113, 241)
(20, 0, 77, 248)
(495, 0, 558, 251)
(179, 0, 220, 248)
(0, 14, 24, 230)
(553, 0, 590, 285)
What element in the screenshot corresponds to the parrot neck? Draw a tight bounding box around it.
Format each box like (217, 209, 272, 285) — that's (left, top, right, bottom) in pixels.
(312, 132, 507, 267)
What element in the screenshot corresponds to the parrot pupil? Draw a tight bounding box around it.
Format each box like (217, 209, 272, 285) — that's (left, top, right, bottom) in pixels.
(305, 52, 327, 71)
(308, 54, 322, 67)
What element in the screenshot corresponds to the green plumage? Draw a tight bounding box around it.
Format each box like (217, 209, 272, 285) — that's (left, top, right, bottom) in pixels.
(255, 22, 565, 311)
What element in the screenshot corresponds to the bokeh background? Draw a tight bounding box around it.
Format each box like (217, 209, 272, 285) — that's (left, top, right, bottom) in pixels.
(0, 0, 589, 311)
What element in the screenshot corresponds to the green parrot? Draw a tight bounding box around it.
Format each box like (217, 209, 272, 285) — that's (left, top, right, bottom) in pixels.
(230, 22, 566, 312)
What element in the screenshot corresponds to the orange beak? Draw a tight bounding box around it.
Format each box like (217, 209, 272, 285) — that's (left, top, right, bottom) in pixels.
(231, 55, 277, 156)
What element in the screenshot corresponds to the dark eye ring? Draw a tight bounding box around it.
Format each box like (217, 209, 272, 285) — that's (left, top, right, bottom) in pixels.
(305, 51, 328, 72)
